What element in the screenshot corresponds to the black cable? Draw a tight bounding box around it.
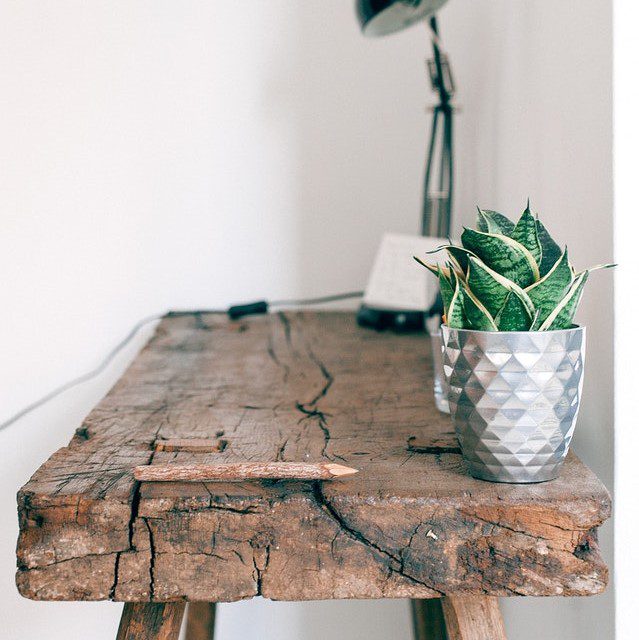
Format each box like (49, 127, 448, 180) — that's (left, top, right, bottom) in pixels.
(0, 290, 364, 432)
(271, 290, 363, 307)
(228, 290, 364, 319)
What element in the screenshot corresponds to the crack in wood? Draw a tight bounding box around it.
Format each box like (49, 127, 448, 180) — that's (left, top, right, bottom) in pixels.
(15, 312, 611, 602)
(295, 341, 334, 459)
(143, 519, 156, 600)
(312, 482, 444, 596)
(110, 552, 121, 600)
(267, 334, 290, 383)
(277, 311, 291, 347)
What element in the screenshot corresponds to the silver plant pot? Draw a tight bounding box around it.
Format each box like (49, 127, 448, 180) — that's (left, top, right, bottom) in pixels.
(441, 325, 586, 483)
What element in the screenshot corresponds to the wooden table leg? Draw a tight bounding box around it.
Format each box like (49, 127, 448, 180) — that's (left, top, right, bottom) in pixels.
(116, 603, 186, 640)
(411, 599, 447, 640)
(441, 596, 506, 640)
(185, 602, 217, 640)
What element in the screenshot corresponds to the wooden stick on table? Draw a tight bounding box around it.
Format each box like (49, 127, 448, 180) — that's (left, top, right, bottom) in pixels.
(133, 462, 359, 482)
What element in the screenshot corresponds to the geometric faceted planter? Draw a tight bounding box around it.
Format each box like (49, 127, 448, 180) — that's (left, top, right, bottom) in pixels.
(442, 324, 586, 483)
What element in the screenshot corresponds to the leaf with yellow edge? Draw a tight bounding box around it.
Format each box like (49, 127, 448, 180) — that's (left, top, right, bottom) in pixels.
(476, 208, 515, 236)
(526, 248, 572, 326)
(495, 291, 533, 331)
(438, 266, 455, 316)
(539, 272, 588, 331)
(467, 257, 534, 316)
(446, 271, 466, 329)
(413, 255, 440, 277)
(512, 205, 542, 267)
(461, 228, 540, 287)
(462, 285, 498, 331)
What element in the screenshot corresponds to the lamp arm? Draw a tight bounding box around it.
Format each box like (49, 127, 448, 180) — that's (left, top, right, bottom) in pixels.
(422, 15, 454, 239)
(428, 16, 451, 108)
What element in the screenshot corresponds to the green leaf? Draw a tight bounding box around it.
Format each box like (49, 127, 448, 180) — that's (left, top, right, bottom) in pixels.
(539, 271, 589, 330)
(447, 246, 476, 274)
(462, 286, 498, 331)
(466, 256, 535, 316)
(525, 248, 572, 325)
(425, 245, 477, 275)
(438, 266, 455, 316)
(578, 262, 617, 274)
(476, 208, 515, 236)
(512, 206, 542, 267)
(495, 291, 533, 331)
(446, 271, 466, 329)
(536, 219, 562, 276)
(413, 255, 440, 277)
(530, 308, 542, 330)
(461, 228, 540, 287)
(466, 257, 510, 317)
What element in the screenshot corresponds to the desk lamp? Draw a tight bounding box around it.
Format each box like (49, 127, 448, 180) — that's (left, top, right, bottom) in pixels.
(355, 0, 455, 331)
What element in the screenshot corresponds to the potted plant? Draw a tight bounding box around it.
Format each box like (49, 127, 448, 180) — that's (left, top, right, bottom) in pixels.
(415, 203, 614, 483)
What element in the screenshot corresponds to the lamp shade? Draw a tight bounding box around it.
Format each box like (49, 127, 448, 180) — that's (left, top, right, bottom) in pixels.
(356, 0, 449, 37)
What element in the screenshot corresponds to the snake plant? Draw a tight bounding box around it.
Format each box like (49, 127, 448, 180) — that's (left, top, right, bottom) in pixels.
(414, 203, 614, 331)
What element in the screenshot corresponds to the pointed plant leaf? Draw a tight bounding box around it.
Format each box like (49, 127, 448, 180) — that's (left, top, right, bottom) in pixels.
(495, 291, 533, 331)
(461, 228, 540, 287)
(424, 244, 477, 275)
(413, 255, 441, 277)
(525, 248, 572, 325)
(438, 266, 455, 316)
(537, 262, 616, 331)
(530, 308, 542, 331)
(466, 256, 535, 315)
(512, 206, 542, 267)
(445, 271, 466, 329)
(536, 219, 562, 276)
(466, 257, 510, 317)
(578, 262, 617, 274)
(539, 271, 589, 330)
(446, 246, 476, 274)
(476, 209, 489, 232)
(476, 208, 515, 236)
(462, 286, 497, 331)
(424, 244, 449, 255)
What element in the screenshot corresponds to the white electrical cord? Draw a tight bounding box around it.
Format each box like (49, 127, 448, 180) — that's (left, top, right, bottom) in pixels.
(0, 314, 162, 433)
(0, 290, 365, 433)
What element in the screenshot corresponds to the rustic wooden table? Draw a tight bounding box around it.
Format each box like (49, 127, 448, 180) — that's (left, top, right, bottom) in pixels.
(16, 312, 611, 640)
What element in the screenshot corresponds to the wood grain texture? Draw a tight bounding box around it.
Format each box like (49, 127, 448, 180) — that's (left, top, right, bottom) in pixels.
(441, 596, 506, 640)
(116, 602, 185, 640)
(185, 603, 216, 640)
(411, 599, 447, 640)
(155, 439, 227, 453)
(16, 312, 611, 602)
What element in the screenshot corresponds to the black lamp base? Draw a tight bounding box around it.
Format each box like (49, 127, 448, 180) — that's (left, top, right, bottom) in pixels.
(356, 305, 426, 333)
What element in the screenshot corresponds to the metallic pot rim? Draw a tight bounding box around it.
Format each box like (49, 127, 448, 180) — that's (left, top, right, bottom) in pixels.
(441, 324, 585, 336)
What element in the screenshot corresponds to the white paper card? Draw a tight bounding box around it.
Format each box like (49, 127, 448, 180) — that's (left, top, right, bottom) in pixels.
(363, 232, 446, 311)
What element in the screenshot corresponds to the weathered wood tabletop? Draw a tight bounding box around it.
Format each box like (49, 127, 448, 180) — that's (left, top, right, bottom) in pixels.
(16, 311, 610, 603)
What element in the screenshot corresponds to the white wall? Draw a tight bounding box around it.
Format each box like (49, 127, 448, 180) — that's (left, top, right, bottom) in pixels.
(440, 1, 614, 638)
(0, 1, 613, 639)
(613, 1, 639, 638)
